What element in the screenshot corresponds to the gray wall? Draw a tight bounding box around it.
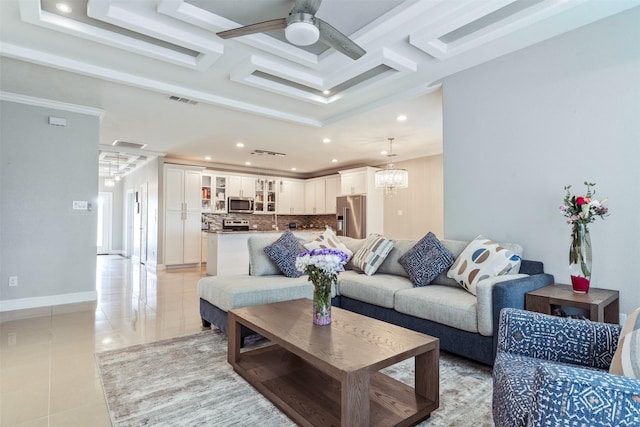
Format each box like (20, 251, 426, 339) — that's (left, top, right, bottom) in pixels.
(0, 100, 99, 307)
(383, 155, 444, 240)
(442, 8, 640, 316)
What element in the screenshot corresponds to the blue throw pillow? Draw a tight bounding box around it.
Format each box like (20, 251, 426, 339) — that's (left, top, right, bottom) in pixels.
(399, 232, 455, 287)
(263, 229, 306, 278)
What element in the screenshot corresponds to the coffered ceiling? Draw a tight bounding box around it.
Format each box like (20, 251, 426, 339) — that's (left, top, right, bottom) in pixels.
(1, 0, 637, 177)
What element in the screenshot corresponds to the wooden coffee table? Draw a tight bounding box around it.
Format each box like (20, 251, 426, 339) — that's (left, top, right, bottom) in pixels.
(228, 299, 440, 427)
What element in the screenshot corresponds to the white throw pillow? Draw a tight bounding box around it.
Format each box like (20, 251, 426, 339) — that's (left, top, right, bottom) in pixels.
(303, 226, 353, 258)
(610, 307, 640, 378)
(447, 235, 521, 295)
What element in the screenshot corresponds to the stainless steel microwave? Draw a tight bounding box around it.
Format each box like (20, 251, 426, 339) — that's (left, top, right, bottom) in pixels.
(228, 197, 254, 213)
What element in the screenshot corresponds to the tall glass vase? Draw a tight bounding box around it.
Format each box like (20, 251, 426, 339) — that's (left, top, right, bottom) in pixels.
(569, 223, 592, 293)
(312, 277, 333, 325)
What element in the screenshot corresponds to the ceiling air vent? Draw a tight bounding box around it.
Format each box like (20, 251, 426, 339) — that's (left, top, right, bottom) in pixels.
(169, 95, 198, 105)
(112, 140, 147, 150)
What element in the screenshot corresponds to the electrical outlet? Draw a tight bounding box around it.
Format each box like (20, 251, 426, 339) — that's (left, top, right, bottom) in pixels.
(8, 276, 18, 287)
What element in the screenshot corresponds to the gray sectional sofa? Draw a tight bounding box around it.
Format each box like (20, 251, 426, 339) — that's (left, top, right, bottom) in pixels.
(197, 234, 554, 365)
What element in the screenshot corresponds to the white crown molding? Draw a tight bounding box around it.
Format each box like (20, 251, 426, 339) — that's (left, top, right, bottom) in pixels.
(0, 42, 322, 127)
(87, 0, 224, 71)
(18, 0, 207, 69)
(0, 91, 105, 116)
(0, 291, 98, 312)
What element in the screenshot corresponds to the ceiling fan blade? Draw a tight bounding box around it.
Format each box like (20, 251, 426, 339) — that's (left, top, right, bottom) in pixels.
(217, 18, 286, 39)
(316, 18, 366, 60)
(291, 0, 322, 15)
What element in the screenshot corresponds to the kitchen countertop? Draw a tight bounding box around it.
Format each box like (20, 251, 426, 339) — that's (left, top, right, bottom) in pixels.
(205, 228, 325, 234)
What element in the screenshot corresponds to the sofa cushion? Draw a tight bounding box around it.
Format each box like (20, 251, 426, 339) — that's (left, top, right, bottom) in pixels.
(610, 307, 640, 378)
(394, 285, 479, 333)
(447, 235, 522, 295)
(399, 232, 455, 287)
(263, 229, 307, 278)
(248, 235, 281, 276)
(338, 271, 413, 308)
(197, 275, 315, 312)
(338, 236, 366, 270)
(376, 239, 414, 277)
(351, 234, 394, 276)
(303, 226, 353, 258)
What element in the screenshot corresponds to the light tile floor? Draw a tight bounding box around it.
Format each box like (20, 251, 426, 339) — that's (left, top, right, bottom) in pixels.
(0, 256, 207, 426)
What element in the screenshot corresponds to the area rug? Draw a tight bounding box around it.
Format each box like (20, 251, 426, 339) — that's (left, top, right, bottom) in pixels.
(96, 331, 494, 426)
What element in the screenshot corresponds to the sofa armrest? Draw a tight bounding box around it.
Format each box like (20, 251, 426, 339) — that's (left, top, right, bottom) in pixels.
(530, 363, 640, 426)
(497, 308, 621, 369)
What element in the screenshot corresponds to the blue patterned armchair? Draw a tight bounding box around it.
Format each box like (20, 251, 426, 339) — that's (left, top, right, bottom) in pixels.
(493, 308, 640, 427)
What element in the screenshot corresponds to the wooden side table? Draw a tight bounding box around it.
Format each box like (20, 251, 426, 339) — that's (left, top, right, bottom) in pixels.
(526, 283, 619, 324)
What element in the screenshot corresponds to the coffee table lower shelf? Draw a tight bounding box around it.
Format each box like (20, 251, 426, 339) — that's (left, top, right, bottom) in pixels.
(234, 344, 437, 427)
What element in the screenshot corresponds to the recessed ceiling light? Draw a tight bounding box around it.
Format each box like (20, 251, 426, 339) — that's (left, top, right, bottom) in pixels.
(331, 159, 338, 163)
(291, 167, 297, 171)
(245, 161, 251, 166)
(323, 90, 331, 95)
(204, 156, 212, 161)
(381, 150, 388, 155)
(397, 114, 407, 122)
(322, 138, 331, 144)
(236, 142, 245, 148)
(56, 3, 72, 13)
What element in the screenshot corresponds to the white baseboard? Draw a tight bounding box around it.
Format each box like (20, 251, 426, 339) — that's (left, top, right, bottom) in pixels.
(0, 291, 98, 312)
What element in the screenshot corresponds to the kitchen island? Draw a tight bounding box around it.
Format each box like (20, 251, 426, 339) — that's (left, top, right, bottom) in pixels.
(206, 229, 320, 276)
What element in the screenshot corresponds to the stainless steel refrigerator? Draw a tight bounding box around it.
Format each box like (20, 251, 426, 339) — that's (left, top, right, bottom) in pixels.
(336, 195, 366, 239)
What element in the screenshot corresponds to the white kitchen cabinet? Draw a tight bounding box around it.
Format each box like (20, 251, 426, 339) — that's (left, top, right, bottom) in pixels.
(211, 174, 228, 213)
(254, 177, 277, 213)
(305, 179, 326, 214)
(227, 175, 254, 198)
(340, 169, 369, 195)
(164, 165, 203, 266)
(324, 175, 340, 214)
(278, 179, 305, 214)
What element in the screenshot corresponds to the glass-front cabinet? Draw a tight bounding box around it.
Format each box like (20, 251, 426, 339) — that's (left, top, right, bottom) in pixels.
(212, 175, 227, 213)
(202, 174, 227, 213)
(201, 174, 212, 212)
(254, 177, 277, 213)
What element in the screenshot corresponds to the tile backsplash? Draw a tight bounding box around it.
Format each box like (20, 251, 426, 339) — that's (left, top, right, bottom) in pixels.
(202, 213, 336, 232)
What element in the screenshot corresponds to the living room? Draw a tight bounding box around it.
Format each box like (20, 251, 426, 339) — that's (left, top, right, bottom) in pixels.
(1, 1, 639, 425)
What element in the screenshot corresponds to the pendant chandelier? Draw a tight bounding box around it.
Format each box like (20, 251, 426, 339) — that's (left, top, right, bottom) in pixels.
(374, 137, 408, 196)
(113, 154, 122, 182)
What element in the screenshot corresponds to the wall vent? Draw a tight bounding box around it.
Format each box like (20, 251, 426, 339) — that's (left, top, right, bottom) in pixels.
(112, 140, 147, 150)
(169, 95, 198, 105)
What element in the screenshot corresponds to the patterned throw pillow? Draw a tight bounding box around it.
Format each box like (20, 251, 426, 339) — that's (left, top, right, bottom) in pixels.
(447, 235, 521, 296)
(399, 232, 455, 287)
(610, 307, 640, 378)
(304, 226, 353, 258)
(351, 234, 394, 276)
(263, 229, 306, 278)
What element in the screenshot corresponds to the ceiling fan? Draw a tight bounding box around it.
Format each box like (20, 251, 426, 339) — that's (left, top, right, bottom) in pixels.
(216, 0, 366, 60)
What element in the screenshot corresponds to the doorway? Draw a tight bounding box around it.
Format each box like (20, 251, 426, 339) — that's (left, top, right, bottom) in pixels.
(97, 192, 113, 254)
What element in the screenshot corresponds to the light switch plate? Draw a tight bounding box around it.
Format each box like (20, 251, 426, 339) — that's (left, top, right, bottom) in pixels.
(73, 201, 88, 210)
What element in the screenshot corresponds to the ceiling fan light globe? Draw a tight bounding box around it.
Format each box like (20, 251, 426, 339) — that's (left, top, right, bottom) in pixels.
(285, 22, 319, 46)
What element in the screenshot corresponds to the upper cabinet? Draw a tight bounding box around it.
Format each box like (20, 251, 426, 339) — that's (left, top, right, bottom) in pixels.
(304, 179, 325, 215)
(324, 175, 340, 214)
(254, 177, 277, 214)
(202, 173, 228, 213)
(278, 179, 305, 215)
(339, 167, 380, 196)
(227, 175, 254, 198)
